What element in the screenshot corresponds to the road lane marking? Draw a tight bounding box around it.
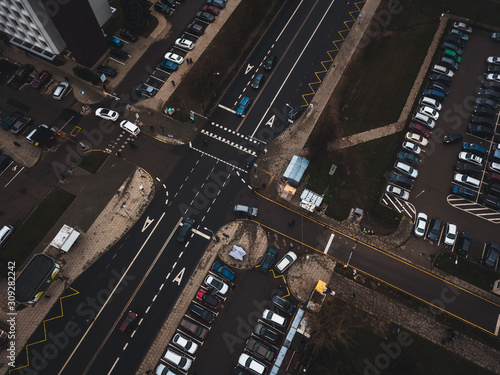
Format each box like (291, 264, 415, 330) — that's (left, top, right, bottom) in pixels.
(324, 233, 335, 254)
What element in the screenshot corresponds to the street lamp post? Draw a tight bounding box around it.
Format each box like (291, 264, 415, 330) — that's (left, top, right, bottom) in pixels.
(121, 204, 132, 219)
(212, 72, 220, 97)
(204, 226, 219, 243)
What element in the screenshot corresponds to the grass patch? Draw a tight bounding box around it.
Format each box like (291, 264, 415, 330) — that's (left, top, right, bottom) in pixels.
(77, 152, 109, 174)
(306, 133, 403, 229)
(165, 0, 286, 117)
(433, 250, 497, 291)
(0, 188, 75, 277)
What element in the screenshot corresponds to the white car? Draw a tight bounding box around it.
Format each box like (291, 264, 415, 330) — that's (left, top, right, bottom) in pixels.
(458, 152, 483, 166)
(275, 251, 297, 273)
(486, 73, 500, 82)
(172, 333, 198, 355)
(454, 173, 480, 188)
(120, 120, 140, 135)
(164, 52, 184, 64)
(488, 162, 500, 173)
(95, 108, 119, 121)
(444, 223, 457, 246)
(402, 141, 421, 155)
(432, 64, 454, 78)
(487, 56, 500, 65)
(386, 184, 409, 201)
(238, 354, 267, 375)
(405, 132, 429, 147)
(204, 275, 229, 295)
(414, 212, 428, 237)
(394, 162, 418, 179)
(419, 106, 439, 120)
(453, 22, 472, 33)
(175, 38, 195, 50)
(419, 96, 442, 111)
(262, 309, 286, 326)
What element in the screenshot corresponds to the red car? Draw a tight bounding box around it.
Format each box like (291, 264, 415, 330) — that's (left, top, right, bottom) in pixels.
(408, 122, 431, 137)
(196, 288, 221, 309)
(202, 5, 220, 16)
(119, 310, 138, 332)
(31, 70, 52, 89)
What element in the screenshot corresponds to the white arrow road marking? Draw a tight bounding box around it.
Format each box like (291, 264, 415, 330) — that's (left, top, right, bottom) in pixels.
(172, 267, 185, 285)
(266, 115, 275, 127)
(142, 217, 154, 232)
(245, 64, 254, 74)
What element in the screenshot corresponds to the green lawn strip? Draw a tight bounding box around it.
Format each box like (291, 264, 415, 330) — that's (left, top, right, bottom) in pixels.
(308, 325, 494, 375)
(77, 152, 109, 174)
(306, 133, 402, 227)
(165, 0, 286, 119)
(0, 188, 75, 276)
(433, 250, 498, 291)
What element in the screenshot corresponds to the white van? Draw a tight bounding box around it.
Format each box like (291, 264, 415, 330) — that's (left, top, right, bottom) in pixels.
(238, 353, 267, 375)
(419, 96, 442, 111)
(162, 348, 192, 371)
(53, 81, 70, 100)
(120, 120, 140, 136)
(0, 225, 14, 247)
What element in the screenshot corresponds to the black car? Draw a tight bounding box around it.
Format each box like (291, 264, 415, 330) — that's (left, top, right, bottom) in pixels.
(254, 323, 281, 344)
(10, 115, 32, 135)
(287, 106, 305, 124)
(454, 162, 481, 176)
(189, 302, 215, 323)
(468, 125, 494, 139)
(488, 183, 500, 197)
(1, 112, 22, 130)
(271, 295, 296, 315)
(444, 35, 466, 48)
(389, 172, 413, 189)
(455, 232, 472, 256)
(187, 22, 205, 36)
(481, 80, 500, 91)
(97, 65, 118, 78)
(441, 42, 463, 55)
(196, 11, 215, 23)
(477, 88, 500, 100)
(473, 105, 496, 118)
(176, 218, 195, 243)
(260, 247, 278, 273)
(428, 81, 450, 95)
(136, 83, 157, 98)
(120, 29, 138, 42)
(443, 134, 463, 144)
(110, 49, 129, 60)
(487, 64, 500, 73)
(154, 2, 174, 15)
(481, 194, 500, 210)
(162, 0, 176, 8)
(15, 64, 34, 80)
(429, 73, 452, 85)
(251, 73, 265, 89)
(470, 116, 495, 128)
(426, 217, 442, 242)
(263, 54, 277, 70)
(483, 242, 500, 268)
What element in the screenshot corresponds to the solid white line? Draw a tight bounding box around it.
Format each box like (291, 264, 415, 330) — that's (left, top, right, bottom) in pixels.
(4, 165, 24, 187)
(218, 104, 237, 114)
(192, 228, 211, 240)
(324, 233, 335, 254)
(107, 358, 120, 375)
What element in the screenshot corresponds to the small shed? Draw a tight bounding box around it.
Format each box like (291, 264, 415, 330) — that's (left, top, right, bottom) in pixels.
(50, 224, 80, 252)
(300, 189, 323, 212)
(283, 156, 309, 188)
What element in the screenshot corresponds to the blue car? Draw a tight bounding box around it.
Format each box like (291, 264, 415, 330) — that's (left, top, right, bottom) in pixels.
(212, 261, 236, 282)
(422, 89, 445, 102)
(236, 96, 250, 116)
(462, 142, 487, 157)
(157, 59, 178, 72)
(106, 36, 124, 49)
(450, 184, 477, 200)
(1, 111, 22, 130)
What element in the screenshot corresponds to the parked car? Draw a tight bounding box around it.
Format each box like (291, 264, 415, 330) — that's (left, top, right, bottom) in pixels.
(449, 28, 469, 41)
(164, 52, 184, 65)
(488, 183, 500, 197)
(432, 64, 454, 78)
(95, 108, 119, 121)
(119, 310, 138, 333)
(186, 22, 205, 36)
(389, 172, 414, 189)
(246, 337, 275, 361)
(274, 251, 297, 274)
(196, 288, 221, 309)
(453, 173, 480, 188)
(172, 332, 198, 355)
(443, 223, 457, 246)
(492, 33, 500, 41)
(202, 5, 220, 16)
(162, 0, 176, 9)
(477, 88, 500, 100)
(0, 225, 14, 247)
(1, 112, 22, 130)
(422, 89, 446, 102)
(233, 204, 258, 217)
(97, 65, 118, 78)
(467, 125, 494, 139)
(251, 73, 265, 89)
(189, 302, 215, 323)
(441, 42, 463, 55)
(453, 22, 472, 33)
(271, 295, 296, 315)
(10, 115, 32, 135)
(206, 0, 225, 9)
(110, 49, 129, 60)
(488, 162, 500, 173)
(470, 115, 495, 128)
(120, 29, 138, 42)
(405, 132, 429, 147)
(486, 73, 500, 82)
(158, 59, 178, 72)
(483, 242, 500, 268)
(212, 261, 235, 281)
(445, 35, 466, 47)
(427, 81, 450, 95)
(414, 212, 428, 238)
(394, 161, 418, 179)
(454, 162, 481, 177)
(263, 54, 278, 70)
(136, 83, 157, 98)
(154, 2, 174, 15)
(472, 105, 496, 118)
(179, 318, 208, 339)
(450, 184, 477, 200)
(419, 96, 442, 111)
(455, 232, 472, 256)
(443, 49, 461, 63)
(238, 354, 267, 375)
(254, 323, 281, 344)
(176, 217, 195, 242)
(402, 141, 421, 155)
(429, 73, 452, 84)
(204, 275, 229, 295)
(481, 194, 500, 210)
(162, 348, 192, 371)
(458, 152, 483, 166)
(443, 134, 463, 144)
(236, 97, 251, 116)
(396, 152, 421, 167)
(386, 184, 409, 200)
(462, 142, 487, 156)
(53, 81, 70, 100)
(439, 56, 459, 70)
(105, 36, 123, 48)
(412, 113, 436, 129)
(260, 247, 278, 273)
(487, 64, 500, 73)
(426, 217, 442, 242)
(15, 64, 34, 80)
(196, 11, 215, 23)
(474, 97, 498, 109)
(287, 106, 305, 124)
(262, 309, 286, 327)
(31, 70, 51, 88)
(175, 38, 195, 50)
